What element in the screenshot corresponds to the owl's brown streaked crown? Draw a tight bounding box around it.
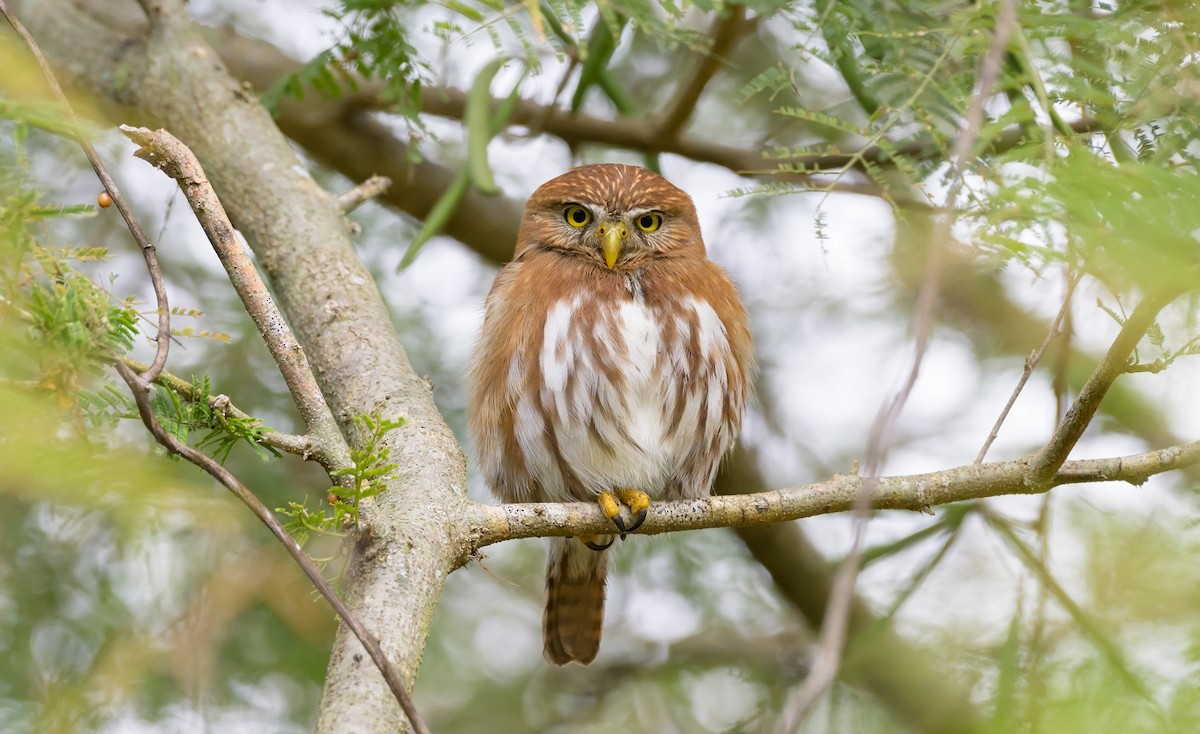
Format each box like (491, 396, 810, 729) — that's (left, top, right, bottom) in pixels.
(529, 163, 695, 214)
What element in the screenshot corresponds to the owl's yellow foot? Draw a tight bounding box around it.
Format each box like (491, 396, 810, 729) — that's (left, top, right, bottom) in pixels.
(615, 488, 650, 534)
(596, 488, 651, 538)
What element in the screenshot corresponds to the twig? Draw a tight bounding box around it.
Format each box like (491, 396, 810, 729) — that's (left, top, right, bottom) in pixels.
(338, 175, 393, 213)
(0, 0, 171, 384)
(1052, 265, 1076, 419)
(466, 437, 1200, 552)
(113, 362, 431, 734)
(121, 357, 313, 457)
(717, 445, 988, 734)
(1124, 359, 1169, 374)
(1024, 286, 1186, 487)
(976, 271, 1082, 463)
(118, 125, 353, 477)
(776, 0, 1022, 725)
(655, 6, 752, 142)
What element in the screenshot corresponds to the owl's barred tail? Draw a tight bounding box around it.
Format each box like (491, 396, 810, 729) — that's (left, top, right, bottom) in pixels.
(543, 537, 609, 665)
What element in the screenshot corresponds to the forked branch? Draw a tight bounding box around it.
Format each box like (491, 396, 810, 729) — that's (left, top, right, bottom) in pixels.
(1025, 286, 1187, 487)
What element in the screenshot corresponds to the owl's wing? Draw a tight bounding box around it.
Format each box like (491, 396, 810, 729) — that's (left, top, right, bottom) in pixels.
(467, 261, 540, 503)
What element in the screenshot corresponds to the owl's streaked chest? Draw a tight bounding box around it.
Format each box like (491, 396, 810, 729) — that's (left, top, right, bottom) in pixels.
(508, 278, 736, 503)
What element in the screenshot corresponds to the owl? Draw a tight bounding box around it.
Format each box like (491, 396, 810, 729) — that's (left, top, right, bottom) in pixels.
(468, 163, 753, 665)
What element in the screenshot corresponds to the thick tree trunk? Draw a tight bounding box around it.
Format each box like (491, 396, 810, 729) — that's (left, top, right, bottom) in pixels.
(17, 1, 466, 730)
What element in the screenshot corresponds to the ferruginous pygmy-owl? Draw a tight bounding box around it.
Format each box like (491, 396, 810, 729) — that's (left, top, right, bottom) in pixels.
(468, 163, 753, 665)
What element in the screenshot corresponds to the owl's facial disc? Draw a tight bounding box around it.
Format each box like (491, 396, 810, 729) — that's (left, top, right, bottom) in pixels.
(595, 219, 628, 269)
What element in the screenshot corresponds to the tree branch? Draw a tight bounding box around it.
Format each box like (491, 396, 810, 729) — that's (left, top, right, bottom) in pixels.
(465, 439, 1200, 553)
(338, 174, 392, 213)
(778, 2, 1023, 723)
(117, 124, 353, 476)
(976, 271, 1081, 463)
(717, 447, 988, 734)
(1025, 287, 1186, 487)
(418, 90, 1093, 187)
(198, 28, 904, 197)
(120, 356, 313, 457)
(655, 6, 754, 142)
(9, 1, 417, 721)
(201, 28, 1106, 254)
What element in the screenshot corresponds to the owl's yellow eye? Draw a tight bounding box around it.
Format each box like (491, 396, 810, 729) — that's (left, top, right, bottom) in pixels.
(635, 212, 663, 232)
(564, 205, 592, 228)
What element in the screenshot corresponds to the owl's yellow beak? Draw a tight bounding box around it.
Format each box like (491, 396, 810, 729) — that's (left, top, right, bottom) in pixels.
(597, 221, 628, 269)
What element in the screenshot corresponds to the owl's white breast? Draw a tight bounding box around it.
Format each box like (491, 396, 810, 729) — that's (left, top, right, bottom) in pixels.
(514, 289, 735, 504)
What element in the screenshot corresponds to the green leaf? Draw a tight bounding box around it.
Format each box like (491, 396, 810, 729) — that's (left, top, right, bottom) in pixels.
(465, 57, 505, 196)
(569, 13, 627, 112)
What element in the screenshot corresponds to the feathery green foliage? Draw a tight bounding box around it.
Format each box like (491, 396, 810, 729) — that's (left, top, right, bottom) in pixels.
(278, 412, 405, 545)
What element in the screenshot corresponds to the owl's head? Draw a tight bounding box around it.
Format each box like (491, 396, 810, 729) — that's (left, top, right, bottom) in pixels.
(515, 164, 705, 269)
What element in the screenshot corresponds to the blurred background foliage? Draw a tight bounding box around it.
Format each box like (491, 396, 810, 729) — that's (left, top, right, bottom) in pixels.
(2, 0, 1200, 732)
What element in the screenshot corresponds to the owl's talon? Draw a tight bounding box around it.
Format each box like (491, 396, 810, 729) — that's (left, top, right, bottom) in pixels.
(597, 488, 651, 536)
(614, 488, 651, 534)
(596, 490, 625, 533)
(581, 535, 614, 551)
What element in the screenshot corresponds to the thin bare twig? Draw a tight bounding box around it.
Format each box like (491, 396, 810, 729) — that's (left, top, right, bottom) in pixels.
(113, 362, 431, 734)
(976, 271, 1082, 463)
(0, 0, 172, 384)
(338, 174, 393, 213)
(1052, 265, 1076, 420)
(118, 125, 353, 477)
(777, 1, 1022, 727)
(1025, 286, 1186, 487)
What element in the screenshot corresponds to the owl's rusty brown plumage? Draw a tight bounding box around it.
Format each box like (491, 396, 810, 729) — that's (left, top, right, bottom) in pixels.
(468, 164, 753, 665)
